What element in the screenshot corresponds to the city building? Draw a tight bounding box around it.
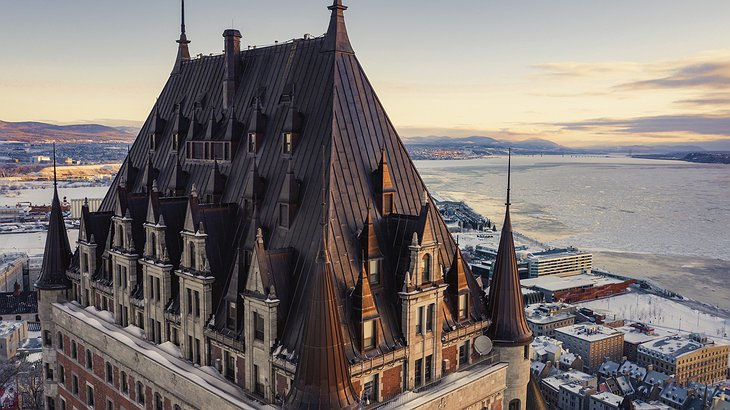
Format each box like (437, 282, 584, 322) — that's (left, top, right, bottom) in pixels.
(559, 383, 596, 410)
(0, 284, 39, 323)
(531, 335, 565, 363)
(521, 273, 633, 303)
(0, 320, 28, 359)
(525, 302, 577, 337)
(589, 392, 624, 410)
(526, 248, 593, 277)
(637, 335, 730, 385)
(554, 324, 625, 372)
(35, 2, 547, 410)
(69, 198, 102, 219)
(541, 369, 597, 408)
(616, 323, 677, 362)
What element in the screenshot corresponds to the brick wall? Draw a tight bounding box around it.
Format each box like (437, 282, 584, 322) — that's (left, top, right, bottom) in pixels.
(381, 365, 402, 400)
(276, 372, 289, 398)
(236, 355, 245, 389)
(442, 345, 457, 374)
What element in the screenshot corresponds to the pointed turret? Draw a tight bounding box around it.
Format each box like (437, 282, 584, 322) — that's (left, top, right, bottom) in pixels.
(359, 206, 381, 260)
(374, 148, 395, 215)
(322, 0, 354, 54)
(36, 144, 72, 290)
(487, 150, 532, 346)
(148, 102, 166, 151)
(140, 154, 158, 194)
(352, 262, 378, 323)
(172, 0, 191, 74)
(284, 225, 358, 409)
(447, 247, 469, 309)
(171, 103, 188, 151)
(207, 160, 226, 203)
(168, 156, 188, 196)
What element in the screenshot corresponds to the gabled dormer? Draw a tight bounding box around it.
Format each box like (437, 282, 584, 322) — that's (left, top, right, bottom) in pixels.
(359, 207, 383, 286)
(246, 98, 266, 156)
(447, 248, 470, 322)
(277, 159, 299, 229)
(206, 161, 227, 204)
(281, 100, 301, 156)
(243, 162, 265, 215)
(352, 262, 381, 353)
(373, 148, 396, 216)
(171, 103, 189, 153)
(148, 103, 166, 153)
(168, 156, 188, 196)
(140, 154, 159, 194)
(144, 185, 168, 262)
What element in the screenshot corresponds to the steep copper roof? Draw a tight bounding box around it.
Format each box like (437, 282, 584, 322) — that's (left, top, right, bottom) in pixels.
(375, 148, 395, 193)
(526, 373, 550, 410)
(284, 230, 358, 409)
(36, 148, 72, 290)
(352, 262, 378, 323)
(322, 0, 354, 55)
(447, 248, 469, 295)
(486, 154, 533, 346)
(359, 207, 381, 259)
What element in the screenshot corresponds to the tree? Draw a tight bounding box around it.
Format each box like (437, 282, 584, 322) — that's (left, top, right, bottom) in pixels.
(0, 357, 44, 410)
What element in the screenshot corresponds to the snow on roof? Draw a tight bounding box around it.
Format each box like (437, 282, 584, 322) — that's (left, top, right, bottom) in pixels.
(639, 336, 703, 360)
(591, 391, 623, 406)
(525, 302, 577, 324)
(616, 325, 676, 345)
(53, 302, 272, 410)
(521, 273, 624, 292)
(555, 324, 623, 342)
(0, 321, 24, 338)
(618, 361, 647, 380)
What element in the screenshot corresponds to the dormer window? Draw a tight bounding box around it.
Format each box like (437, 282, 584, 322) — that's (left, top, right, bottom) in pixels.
(247, 133, 257, 154)
(363, 320, 376, 350)
(227, 302, 237, 330)
(368, 259, 381, 285)
(383, 193, 394, 215)
(172, 132, 180, 151)
(278, 203, 290, 228)
(149, 134, 157, 151)
(282, 132, 293, 155)
(458, 293, 468, 320)
(421, 253, 431, 283)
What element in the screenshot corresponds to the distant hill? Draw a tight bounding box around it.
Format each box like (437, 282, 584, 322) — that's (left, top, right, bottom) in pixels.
(0, 120, 137, 143)
(403, 135, 572, 154)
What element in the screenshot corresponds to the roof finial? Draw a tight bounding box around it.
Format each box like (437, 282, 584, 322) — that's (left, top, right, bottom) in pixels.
(506, 147, 512, 207)
(52, 142, 57, 187)
(181, 0, 186, 35)
(323, 0, 354, 54)
(173, 0, 191, 74)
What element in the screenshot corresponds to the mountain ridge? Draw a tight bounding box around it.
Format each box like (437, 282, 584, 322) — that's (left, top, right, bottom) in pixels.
(0, 120, 137, 143)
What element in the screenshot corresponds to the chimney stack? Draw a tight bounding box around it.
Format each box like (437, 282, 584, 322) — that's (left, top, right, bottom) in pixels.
(223, 29, 242, 110)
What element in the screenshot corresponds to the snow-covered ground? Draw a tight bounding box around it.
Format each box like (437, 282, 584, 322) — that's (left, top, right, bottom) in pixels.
(577, 289, 730, 340)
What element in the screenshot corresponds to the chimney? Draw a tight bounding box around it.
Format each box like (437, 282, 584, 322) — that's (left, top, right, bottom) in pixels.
(222, 29, 242, 110)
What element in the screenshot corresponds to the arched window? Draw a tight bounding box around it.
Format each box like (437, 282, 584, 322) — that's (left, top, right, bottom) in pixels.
(15, 315, 21, 321)
(85, 349, 93, 369)
(150, 233, 157, 258)
(421, 254, 431, 283)
(509, 399, 521, 410)
(155, 393, 163, 410)
(71, 341, 77, 360)
(105, 362, 113, 383)
(121, 371, 128, 394)
(57, 332, 64, 350)
(189, 242, 196, 269)
(136, 382, 145, 404)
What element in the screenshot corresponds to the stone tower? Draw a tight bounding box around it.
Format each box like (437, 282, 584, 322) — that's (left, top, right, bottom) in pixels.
(35, 145, 73, 410)
(487, 151, 534, 410)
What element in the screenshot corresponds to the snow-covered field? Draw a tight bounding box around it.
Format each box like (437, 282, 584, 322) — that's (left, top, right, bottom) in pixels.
(577, 290, 730, 340)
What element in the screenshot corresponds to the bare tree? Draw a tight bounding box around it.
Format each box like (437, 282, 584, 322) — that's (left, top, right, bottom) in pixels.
(0, 356, 44, 410)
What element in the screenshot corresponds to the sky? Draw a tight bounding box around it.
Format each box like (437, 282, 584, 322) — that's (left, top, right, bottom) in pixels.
(2, 1, 730, 148)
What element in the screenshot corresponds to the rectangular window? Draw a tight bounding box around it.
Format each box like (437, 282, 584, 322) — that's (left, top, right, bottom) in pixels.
(155, 277, 160, 302)
(188, 336, 193, 361)
(72, 375, 79, 395)
(225, 351, 235, 381)
(282, 132, 293, 154)
(278, 203, 289, 228)
(415, 306, 424, 335)
(43, 330, 52, 346)
(458, 294, 468, 320)
(60, 398, 66, 410)
(195, 338, 201, 365)
(414, 359, 423, 387)
(383, 193, 394, 215)
(368, 259, 380, 285)
(254, 364, 264, 395)
(247, 133, 257, 153)
(227, 302, 237, 330)
(363, 374, 379, 403)
(105, 362, 113, 383)
(187, 288, 192, 314)
(426, 303, 434, 332)
(107, 398, 114, 410)
(86, 385, 95, 407)
(254, 312, 265, 341)
(59, 364, 65, 384)
(459, 341, 470, 368)
(44, 363, 53, 380)
(363, 320, 376, 350)
(194, 291, 201, 317)
(425, 355, 433, 384)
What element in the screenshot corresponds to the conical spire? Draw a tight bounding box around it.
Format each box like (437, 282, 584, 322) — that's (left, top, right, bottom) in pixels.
(284, 226, 358, 409)
(36, 143, 72, 290)
(322, 0, 354, 54)
(487, 150, 533, 346)
(172, 0, 191, 74)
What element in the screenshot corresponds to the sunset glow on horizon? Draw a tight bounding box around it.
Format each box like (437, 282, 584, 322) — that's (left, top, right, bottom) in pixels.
(3, 1, 730, 147)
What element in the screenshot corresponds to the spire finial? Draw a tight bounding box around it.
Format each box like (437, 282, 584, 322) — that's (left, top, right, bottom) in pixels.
(506, 148, 512, 207)
(181, 0, 186, 35)
(52, 142, 57, 187)
(323, 0, 354, 54)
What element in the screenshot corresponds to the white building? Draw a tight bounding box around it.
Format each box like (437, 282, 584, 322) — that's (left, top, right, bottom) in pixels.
(527, 249, 593, 277)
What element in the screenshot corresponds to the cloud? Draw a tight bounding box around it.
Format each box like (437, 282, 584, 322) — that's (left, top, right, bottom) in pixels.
(532, 62, 642, 79)
(555, 114, 730, 137)
(617, 61, 730, 91)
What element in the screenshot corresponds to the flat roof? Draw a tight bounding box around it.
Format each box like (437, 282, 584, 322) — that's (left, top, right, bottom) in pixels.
(555, 324, 623, 342)
(616, 326, 677, 345)
(591, 392, 623, 406)
(0, 321, 24, 338)
(639, 336, 703, 359)
(521, 273, 625, 292)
